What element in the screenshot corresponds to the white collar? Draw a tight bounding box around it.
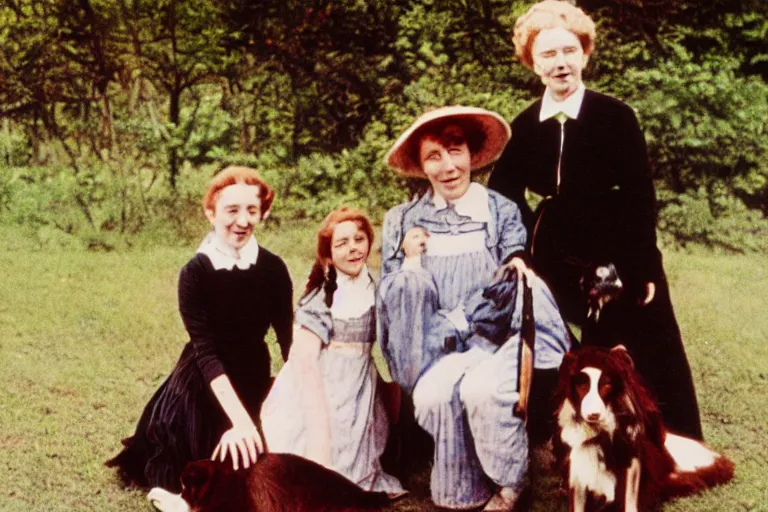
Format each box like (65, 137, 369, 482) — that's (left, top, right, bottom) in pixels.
(197, 232, 260, 270)
(335, 265, 374, 289)
(539, 83, 586, 122)
(431, 182, 491, 223)
(330, 266, 375, 319)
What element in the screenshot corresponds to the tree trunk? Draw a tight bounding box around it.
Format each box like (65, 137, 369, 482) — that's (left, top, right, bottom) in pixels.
(168, 85, 181, 190)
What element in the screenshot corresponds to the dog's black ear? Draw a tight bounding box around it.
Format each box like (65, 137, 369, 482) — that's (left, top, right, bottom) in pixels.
(610, 345, 634, 369)
(559, 350, 578, 375)
(181, 460, 213, 486)
(181, 460, 216, 505)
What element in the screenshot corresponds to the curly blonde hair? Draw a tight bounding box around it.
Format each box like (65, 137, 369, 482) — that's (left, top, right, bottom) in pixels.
(513, 1, 596, 69)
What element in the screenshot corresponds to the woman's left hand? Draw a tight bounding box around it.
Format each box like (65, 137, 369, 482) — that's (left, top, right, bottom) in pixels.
(640, 281, 656, 305)
(211, 423, 263, 470)
(500, 256, 537, 285)
(402, 226, 429, 258)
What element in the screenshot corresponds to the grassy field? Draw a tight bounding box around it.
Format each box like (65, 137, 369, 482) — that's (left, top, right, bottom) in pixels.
(1, 223, 767, 511)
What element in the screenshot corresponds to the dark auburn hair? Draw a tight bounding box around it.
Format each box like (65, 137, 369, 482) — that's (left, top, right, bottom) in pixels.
(406, 117, 487, 170)
(303, 207, 374, 307)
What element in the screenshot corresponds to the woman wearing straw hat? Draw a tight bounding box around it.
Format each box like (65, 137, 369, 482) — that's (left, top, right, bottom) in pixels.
(488, 1, 702, 441)
(377, 106, 570, 510)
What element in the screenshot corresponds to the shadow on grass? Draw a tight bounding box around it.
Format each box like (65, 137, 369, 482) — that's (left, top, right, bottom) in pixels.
(381, 441, 568, 512)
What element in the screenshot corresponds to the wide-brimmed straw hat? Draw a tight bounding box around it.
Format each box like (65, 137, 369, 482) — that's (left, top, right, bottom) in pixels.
(385, 105, 511, 178)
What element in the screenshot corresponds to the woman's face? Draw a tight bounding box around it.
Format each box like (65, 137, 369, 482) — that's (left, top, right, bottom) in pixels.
(531, 26, 588, 101)
(419, 130, 472, 202)
(205, 183, 263, 250)
(330, 220, 370, 278)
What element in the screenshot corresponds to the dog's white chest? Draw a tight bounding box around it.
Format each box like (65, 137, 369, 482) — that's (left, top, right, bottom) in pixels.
(559, 400, 617, 503)
(568, 442, 616, 503)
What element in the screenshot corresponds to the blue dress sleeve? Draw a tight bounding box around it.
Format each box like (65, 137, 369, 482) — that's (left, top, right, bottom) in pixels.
(295, 289, 333, 345)
(489, 190, 527, 263)
(380, 204, 407, 276)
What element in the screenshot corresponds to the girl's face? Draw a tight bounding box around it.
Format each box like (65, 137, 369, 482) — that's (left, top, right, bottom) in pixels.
(205, 183, 263, 250)
(330, 220, 370, 278)
(531, 26, 588, 101)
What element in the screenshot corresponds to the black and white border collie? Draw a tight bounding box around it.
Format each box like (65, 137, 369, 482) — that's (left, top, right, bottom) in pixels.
(553, 345, 734, 512)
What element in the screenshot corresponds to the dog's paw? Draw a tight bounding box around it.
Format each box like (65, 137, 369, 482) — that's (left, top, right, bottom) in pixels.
(148, 487, 191, 512)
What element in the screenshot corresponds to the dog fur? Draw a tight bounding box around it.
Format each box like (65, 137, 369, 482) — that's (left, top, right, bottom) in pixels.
(553, 345, 734, 511)
(179, 453, 389, 512)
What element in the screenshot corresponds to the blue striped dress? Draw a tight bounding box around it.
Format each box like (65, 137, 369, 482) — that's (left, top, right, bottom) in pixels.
(377, 184, 570, 509)
(261, 272, 404, 495)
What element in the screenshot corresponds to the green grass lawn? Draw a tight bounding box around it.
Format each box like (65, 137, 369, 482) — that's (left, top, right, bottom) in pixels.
(1, 224, 766, 511)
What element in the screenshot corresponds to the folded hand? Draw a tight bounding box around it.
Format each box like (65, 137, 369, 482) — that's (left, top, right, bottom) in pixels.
(640, 281, 656, 305)
(402, 227, 429, 258)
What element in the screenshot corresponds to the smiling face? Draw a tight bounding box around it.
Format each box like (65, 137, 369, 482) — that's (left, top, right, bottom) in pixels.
(532, 26, 588, 101)
(205, 183, 263, 250)
(330, 220, 371, 278)
(419, 126, 472, 202)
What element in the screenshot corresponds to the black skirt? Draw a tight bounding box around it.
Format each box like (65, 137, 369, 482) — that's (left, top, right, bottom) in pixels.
(530, 196, 703, 441)
(106, 343, 267, 492)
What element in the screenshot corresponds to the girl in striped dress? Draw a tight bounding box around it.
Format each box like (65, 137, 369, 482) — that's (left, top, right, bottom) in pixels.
(378, 106, 570, 510)
(260, 207, 404, 497)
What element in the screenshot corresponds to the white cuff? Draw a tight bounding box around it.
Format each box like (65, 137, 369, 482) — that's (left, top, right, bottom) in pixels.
(445, 305, 470, 333)
(401, 255, 422, 270)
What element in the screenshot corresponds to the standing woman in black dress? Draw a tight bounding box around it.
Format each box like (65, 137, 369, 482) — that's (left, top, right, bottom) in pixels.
(106, 166, 293, 502)
(488, 1, 702, 440)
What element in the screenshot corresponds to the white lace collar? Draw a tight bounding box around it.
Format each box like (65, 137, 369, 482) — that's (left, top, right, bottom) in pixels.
(330, 266, 375, 320)
(197, 232, 260, 271)
(431, 182, 491, 223)
(539, 82, 586, 122)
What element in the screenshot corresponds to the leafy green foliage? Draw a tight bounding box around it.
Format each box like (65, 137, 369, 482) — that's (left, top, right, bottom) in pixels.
(600, 36, 768, 250)
(0, 0, 765, 250)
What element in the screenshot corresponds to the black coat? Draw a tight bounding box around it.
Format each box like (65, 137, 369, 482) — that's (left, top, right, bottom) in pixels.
(489, 90, 703, 440)
(489, 89, 662, 318)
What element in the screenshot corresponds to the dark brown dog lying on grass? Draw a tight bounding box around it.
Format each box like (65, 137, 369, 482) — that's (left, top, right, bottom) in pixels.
(148, 453, 389, 512)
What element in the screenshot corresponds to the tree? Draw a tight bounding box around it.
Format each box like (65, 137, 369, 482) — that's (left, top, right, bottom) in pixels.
(114, 0, 235, 188)
(222, 0, 409, 158)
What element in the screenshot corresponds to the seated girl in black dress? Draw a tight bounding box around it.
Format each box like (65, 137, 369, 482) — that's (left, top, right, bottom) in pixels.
(106, 166, 293, 507)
